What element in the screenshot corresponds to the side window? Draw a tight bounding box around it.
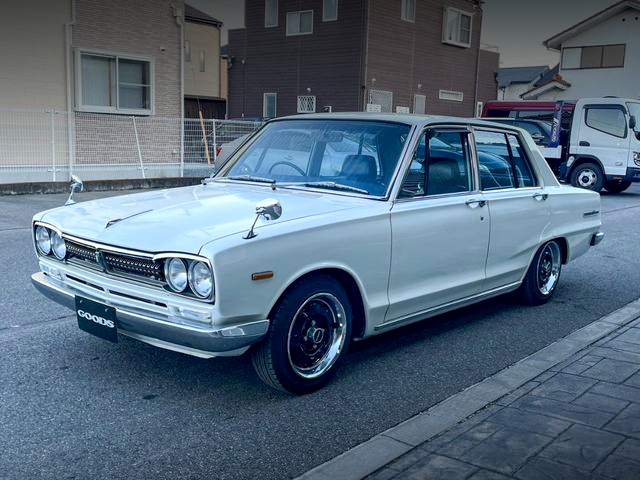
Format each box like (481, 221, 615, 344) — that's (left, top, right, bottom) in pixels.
(585, 106, 626, 138)
(399, 130, 471, 198)
(475, 130, 536, 190)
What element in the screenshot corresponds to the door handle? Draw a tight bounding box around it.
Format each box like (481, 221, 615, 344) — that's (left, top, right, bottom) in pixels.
(533, 193, 548, 202)
(579, 141, 590, 147)
(465, 199, 486, 208)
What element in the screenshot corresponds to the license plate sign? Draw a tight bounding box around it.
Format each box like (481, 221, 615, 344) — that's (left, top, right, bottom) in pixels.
(75, 296, 118, 343)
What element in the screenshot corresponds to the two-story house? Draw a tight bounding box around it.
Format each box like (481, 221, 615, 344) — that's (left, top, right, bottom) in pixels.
(523, 0, 640, 100)
(227, 0, 499, 119)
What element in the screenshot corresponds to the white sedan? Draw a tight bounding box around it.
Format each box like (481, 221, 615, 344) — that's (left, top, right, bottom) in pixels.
(31, 113, 603, 394)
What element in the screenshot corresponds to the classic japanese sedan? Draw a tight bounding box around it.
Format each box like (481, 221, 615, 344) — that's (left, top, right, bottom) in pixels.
(31, 113, 604, 394)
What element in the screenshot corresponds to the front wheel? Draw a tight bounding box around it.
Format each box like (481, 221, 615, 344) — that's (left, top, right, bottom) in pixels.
(251, 275, 352, 394)
(519, 240, 563, 305)
(570, 162, 604, 192)
(604, 179, 631, 193)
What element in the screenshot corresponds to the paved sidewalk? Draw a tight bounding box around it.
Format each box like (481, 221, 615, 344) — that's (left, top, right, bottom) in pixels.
(298, 299, 640, 480)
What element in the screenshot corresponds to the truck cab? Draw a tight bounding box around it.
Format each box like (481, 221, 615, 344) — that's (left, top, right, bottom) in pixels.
(561, 97, 640, 193)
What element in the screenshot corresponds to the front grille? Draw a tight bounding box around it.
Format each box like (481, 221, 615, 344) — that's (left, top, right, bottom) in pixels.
(65, 239, 163, 283)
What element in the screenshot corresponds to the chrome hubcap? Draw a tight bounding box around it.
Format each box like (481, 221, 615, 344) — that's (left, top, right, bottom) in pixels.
(287, 293, 347, 379)
(577, 169, 597, 188)
(537, 242, 561, 295)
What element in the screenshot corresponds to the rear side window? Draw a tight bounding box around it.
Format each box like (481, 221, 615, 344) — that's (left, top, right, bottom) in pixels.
(585, 106, 627, 138)
(475, 130, 536, 190)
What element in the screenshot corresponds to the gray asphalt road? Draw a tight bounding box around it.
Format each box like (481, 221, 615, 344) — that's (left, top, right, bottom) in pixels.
(1, 185, 639, 480)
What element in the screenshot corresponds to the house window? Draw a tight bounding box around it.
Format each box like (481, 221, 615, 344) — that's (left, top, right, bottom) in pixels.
(442, 6, 472, 48)
(297, 95, 316, 113)
(263, 93, 277, 118)
(76, 50, 153, 114)
(401, 0, 415, 22)
(185, 40, 191, 63)
(287, 10, 313, 35)
(439, 90, 463, 102)
(561, 44, 625, 69)
(199, 51, 205, 72)
(323, 0, 338, 22)
(265, 0, 278, 27)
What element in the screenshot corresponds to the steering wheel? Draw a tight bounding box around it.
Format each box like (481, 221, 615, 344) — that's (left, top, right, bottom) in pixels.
(268, 161, 305, 175)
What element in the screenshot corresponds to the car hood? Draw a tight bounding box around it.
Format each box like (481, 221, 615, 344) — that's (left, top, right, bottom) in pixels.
(36, 182, 370, 253)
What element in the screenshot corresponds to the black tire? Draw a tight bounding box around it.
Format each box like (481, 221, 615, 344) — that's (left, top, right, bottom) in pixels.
(251, 275, 352, 394)
(569, 162, 604, 192)
(519, 240, 563, 305)
(603, 179, 631, 193)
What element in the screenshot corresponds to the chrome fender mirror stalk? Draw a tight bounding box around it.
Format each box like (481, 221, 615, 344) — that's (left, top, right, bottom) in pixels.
(244, 198, 282, 239)
(65, 175, 84, 206)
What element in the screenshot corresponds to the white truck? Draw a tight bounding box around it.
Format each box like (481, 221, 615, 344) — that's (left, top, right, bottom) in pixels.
(484, 97, 640, 193)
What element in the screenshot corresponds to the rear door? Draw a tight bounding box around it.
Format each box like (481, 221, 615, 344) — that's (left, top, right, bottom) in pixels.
(473, 128, 551, 290)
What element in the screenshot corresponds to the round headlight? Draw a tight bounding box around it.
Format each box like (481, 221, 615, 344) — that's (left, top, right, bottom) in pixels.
(188, 261, 213, 298)
(51, 231, 67, 260)
(35, 226, 51, 255)
(164, 257, 188, 292)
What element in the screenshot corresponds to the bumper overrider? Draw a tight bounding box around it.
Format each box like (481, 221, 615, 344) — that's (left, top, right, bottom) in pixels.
(32, 258, 269, 358)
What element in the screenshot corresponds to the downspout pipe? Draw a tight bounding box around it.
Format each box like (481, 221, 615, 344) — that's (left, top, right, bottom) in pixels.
(65, 0, 76, 179)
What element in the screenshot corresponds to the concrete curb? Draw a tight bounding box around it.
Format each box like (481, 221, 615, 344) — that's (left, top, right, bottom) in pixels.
(296, 298, 640, 480)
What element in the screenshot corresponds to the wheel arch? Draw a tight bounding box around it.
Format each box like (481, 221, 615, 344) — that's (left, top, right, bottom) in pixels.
(267, 268, 367, 341)
(568, 155, 604, 176)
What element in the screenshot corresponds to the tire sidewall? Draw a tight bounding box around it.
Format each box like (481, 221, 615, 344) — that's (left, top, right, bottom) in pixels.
(521, 240, 562, 305)
(570, 162, 604, 192)
(267, 275, 352, 394)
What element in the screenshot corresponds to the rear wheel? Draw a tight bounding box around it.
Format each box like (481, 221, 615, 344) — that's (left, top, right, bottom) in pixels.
(570, 162, 604, 192)
(251, 275, 352, 394)
(520, 240, 563, 305)
(603, 179, 631, 193)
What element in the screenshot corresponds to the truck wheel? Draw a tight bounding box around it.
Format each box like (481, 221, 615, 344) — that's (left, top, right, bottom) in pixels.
(604, 180, 631, 193)
(519, 240, 562, 305)
(570, 162, 604, 192)
(251, 275, 352, 394)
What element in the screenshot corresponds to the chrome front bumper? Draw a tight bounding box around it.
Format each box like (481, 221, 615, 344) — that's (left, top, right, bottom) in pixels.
(32, 268, 269, 358)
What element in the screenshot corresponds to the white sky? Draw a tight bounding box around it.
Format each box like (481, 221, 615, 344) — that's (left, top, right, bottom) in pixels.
(189, 0, 618, 67)
(481, 0, 617, 67)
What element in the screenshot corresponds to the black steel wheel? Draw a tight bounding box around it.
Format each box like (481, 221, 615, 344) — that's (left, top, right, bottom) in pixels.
(251, 275, 352, 394)
(570, 162, 604, 192)
(519, 240, 563, 305)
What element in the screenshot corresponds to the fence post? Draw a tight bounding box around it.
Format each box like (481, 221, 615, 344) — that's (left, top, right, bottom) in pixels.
(131, 116, 146, 179)
(48, 109, 57, 182)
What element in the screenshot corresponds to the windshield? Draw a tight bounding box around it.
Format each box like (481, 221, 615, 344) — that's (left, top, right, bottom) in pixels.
(218, 119, 410, 196)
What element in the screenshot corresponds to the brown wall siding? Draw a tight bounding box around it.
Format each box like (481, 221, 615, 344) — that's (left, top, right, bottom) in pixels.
(73, 0, 183, 118)
(366, 0, 487, 116)
(478, 49, 500, 107)
(228, 0, 366, 118)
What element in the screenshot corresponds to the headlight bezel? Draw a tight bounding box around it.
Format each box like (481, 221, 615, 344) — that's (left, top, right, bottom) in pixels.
(188, 260, 214, 299)
(35, 225, 52, 256)
(156, 253, 215, 301)
(51, 230, 67, 260)
(164, 257, 189, 293)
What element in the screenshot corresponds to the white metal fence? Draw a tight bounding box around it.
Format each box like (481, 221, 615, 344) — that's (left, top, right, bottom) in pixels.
(0, 109, 262, 184)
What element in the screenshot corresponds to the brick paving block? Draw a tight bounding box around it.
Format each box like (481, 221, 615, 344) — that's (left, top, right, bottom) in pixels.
(434, 422, 504, 457)
(625, 371, 640, 388)
(467, 469, 512, 480)
(581, 358, 639, 382)
(539, 424, 624, 471)
(365, 466, 399, 480)
(595, 455, 640, 480)
(614, 327, 640, 345)
(487, 407, 571, 437)
(396, 454, 478, 480)
(515, 457, 607, 480)
(384, 447, 431, 473)
(590, 344, 640, 363)
(613, 438, 640, 460)
(511, 394, 614, 428)
(458, 426, 552, 475)
(604, 402, 640, 439)
(590, 381, 640, 403)
(495, 382, 538, 407)
(558, 354, 602, 375)
(530, 373, 597, 402)
(572, 392, 629, 414)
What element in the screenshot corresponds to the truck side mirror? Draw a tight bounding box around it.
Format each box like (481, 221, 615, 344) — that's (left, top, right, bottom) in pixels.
(630, 115, 637, 130)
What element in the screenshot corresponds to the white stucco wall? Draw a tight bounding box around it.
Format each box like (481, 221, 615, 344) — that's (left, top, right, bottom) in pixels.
(0, 0, 70, 110)
(558, 9, 640, 99)
(184, 21, 221, 99)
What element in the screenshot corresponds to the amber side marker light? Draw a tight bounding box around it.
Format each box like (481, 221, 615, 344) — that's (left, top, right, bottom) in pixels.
(252, 271, 274, 281)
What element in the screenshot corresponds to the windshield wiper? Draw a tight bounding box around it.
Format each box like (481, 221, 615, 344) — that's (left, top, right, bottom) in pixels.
(222, 175, 276, 184)
(293, 181, 370, 194)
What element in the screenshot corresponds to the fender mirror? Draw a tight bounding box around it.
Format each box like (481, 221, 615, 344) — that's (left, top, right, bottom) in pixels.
(244, 198, 282, 239)
(65, 175, 84, 206)
(629, 115, 637, 131)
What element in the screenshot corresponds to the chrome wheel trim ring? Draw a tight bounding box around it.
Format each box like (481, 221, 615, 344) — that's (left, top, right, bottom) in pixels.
(286, 292, 347, 379)
(577, 168, 598, 188)
(537, 242, 561, 295)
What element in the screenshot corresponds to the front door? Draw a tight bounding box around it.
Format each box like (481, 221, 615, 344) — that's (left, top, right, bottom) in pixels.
(386, 128, 490, 324)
